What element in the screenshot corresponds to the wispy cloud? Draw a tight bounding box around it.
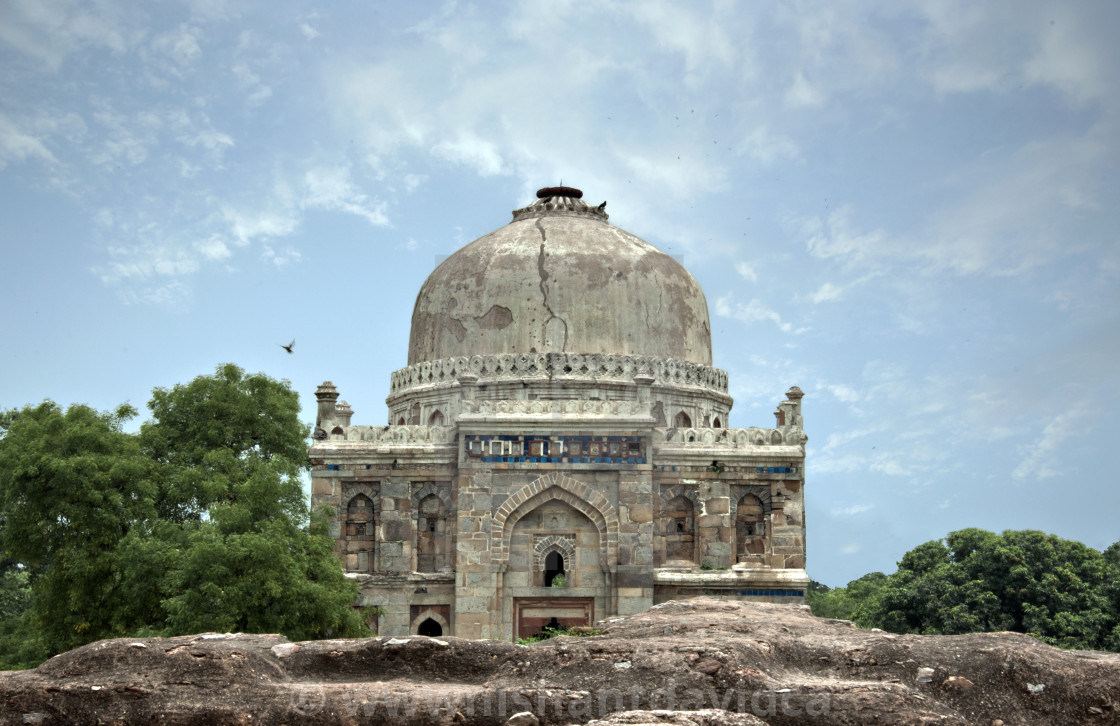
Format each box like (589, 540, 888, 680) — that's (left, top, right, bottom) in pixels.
(734, 261, 758, 282)
(1012, 404, 1097, 480)
(301, 166, 389, 226)
(715, 294, 792, 333)
(0, 113, 59, 169)
(809, 282, 842, 303)
(831, 503, 874, 517)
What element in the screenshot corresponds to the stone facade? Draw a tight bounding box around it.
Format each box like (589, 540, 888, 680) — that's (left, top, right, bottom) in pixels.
(309, 186, 809, 640)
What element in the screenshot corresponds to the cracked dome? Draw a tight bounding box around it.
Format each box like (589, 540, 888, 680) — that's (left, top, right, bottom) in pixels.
(407, 186, 713, 366)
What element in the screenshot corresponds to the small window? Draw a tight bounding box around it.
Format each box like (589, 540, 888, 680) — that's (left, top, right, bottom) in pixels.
(674, 411, 692, 428)
(712, 417, 722, 428)
(428, 410, 444, 426)
(608, 442, 620, 456)
(490, 440, 504, 455)
(468, 439, 483, 455)
(628, 442, 641, 455)
(588, 442, 601, 456)
(544, 551, 566, 587)
(567, 441, 582, 457)
(530, 440, 548, 456)
(509, 441, 522, 456)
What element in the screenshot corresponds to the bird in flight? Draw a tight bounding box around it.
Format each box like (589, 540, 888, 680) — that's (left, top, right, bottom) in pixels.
(281, 340, 295, 354)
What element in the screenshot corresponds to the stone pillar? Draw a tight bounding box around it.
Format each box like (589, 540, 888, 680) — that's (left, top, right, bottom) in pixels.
(454, 471, 496, 639)
(379, 477, 412, 572)
(614, 469, 654, 616)
(314, 381, 340, 437)
(633, 371, 655, 404)
(458, 373, 478, 400)
(335, 400, 354, 426)
(700, 479, 733, 569)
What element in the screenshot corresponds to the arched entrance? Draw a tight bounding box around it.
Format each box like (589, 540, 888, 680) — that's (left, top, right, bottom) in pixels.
(417, 618, 442, 637)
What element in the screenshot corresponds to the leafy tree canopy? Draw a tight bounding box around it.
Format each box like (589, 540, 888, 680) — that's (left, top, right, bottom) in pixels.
(0, 365, 365, 667)
(810, 529, 1120, 652)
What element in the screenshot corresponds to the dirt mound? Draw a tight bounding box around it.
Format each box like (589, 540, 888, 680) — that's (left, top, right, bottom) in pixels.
(3, 598, 1118, 725)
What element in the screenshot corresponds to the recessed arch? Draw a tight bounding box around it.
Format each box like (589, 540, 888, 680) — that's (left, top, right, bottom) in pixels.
(492, 472, 618, 570)
(410, 608, 450, 636)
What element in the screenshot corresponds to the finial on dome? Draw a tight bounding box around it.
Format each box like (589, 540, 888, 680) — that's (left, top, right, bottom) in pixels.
(537, 186, 583, 199)
(513, 185, 605, 222)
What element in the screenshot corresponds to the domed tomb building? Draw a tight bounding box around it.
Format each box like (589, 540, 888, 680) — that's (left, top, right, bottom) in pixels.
(309, 187, 809, 639)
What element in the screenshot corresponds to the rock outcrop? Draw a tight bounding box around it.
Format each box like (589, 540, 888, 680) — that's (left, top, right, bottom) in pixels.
(3, 599, 1118, 725)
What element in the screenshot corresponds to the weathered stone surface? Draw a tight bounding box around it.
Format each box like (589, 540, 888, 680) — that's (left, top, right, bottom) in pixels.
(408, 194, 713, 366)
(4, 599, 1118, 725)
(308, 188, 809, 640)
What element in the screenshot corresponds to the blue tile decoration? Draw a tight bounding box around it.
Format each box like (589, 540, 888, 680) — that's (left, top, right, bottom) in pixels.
(469, 433, 646, 465)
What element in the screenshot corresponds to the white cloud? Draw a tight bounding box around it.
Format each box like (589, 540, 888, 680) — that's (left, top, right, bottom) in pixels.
(151, 24, 202, 66)
(737, 126, 800, 165)
(299, 23, 321, 40)
(802, 206, 888, 264)
(785, 71, 824, 108)
(95, 237, 201, 289)
(1021, 12, 1106, 107)
(831, 503, 873, 518)
(809, 282, 842, 303)
(824, 383, 860, 403)
(1012, 405, 1096, 480)
(622, 0, 736, 78)
(734, 261, 757, 282)
(715, 294, 792, 333)
(302, 166, 389, 226)
(0, 113, 59, 169)
(262, 244, 301, 267)
(0, 0, 131, 71)
(223, 207, 299, 245)
(194, 236, 231, 261)
(431, 133, 504, 177)
(231, 62, 273, 106)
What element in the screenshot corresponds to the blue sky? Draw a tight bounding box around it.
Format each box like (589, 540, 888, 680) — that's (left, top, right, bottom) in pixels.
(2, 1, 1117, 588)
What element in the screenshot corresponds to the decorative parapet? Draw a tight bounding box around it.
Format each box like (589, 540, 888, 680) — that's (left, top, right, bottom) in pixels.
(389, 352, 728, 396)
(317, 424, 457, 445)
(654, 426, 807, 449)
(656, 385, 807, 452)
(458, 399, 651, 417)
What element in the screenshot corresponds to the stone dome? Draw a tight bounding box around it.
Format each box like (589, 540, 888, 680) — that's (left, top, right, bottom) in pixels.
(407, 187, 713, 366)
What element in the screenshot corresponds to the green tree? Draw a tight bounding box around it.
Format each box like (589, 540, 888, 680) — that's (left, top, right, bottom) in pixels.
(138, 364, 365, 639)
(808, 572, 888, 623)
(835, 529, 1120, 651)
(0, 402, 155, 652)
(141, 363, 309, 523)
(0, 365, 367, 667)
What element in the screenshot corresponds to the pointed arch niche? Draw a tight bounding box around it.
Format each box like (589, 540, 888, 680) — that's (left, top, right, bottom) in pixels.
(657, 484, 700, 566)
(491, 472, 618, 572)
(412, 483, 452, 573)
(342, 483, 380, 573)
(732, 485, 772, 566)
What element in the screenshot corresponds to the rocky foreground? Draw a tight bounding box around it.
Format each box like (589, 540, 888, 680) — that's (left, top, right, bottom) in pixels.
(2, 598, 1119, 725)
